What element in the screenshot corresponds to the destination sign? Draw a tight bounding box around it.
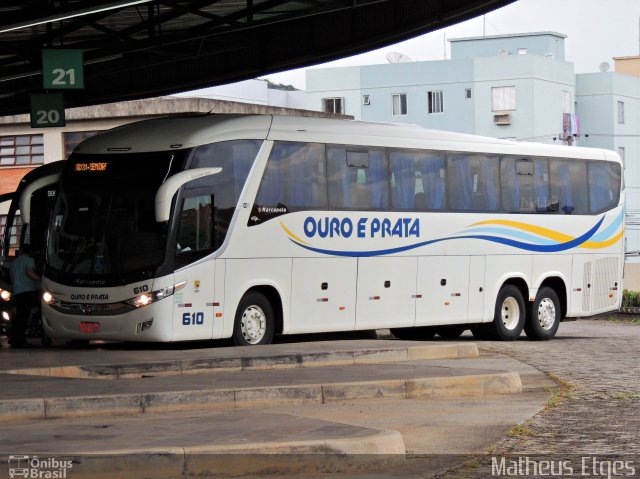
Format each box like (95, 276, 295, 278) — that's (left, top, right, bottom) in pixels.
(74, 162, 109, 172)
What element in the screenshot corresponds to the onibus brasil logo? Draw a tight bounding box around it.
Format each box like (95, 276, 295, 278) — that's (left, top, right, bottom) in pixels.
(7, 456, 72, 478)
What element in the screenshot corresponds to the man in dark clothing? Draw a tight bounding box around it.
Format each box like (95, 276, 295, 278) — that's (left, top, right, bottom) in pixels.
(9, 244, 40, 347)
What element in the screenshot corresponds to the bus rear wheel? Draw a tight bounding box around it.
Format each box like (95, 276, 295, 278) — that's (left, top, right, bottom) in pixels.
(488, 285, 525, 341)
(391, 326, 437, 340)
(232, 291, 275, 346)
(525, 287, 560, 340)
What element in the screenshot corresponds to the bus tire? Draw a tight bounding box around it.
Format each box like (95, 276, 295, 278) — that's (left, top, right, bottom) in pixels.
(470, 324, 493, 340)
(436, 325, 467, 339)
(525, 287, 560, 341)
(391, 326, 436, 340)
(232, 291, 275, 346)
(489, 285, 525, 341)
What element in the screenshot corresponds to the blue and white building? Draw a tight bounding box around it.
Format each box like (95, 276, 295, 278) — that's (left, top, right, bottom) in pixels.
(306, 32, 574, 144)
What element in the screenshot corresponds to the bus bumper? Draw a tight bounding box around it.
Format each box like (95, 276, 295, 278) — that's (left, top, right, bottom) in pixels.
(41, 302, 172, 342)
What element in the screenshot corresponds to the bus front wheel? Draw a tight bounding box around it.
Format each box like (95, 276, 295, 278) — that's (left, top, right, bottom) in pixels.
(436, 325, 467, 339)
(524, 287, 560, 341)
(489, 285, 525, 341)
(232, 291, 275, 346)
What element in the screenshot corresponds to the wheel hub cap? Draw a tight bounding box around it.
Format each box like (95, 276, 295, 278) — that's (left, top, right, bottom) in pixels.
(241, 306, 266, 344)
(537, 298, 556, 330)
(501, 297, 520, 330)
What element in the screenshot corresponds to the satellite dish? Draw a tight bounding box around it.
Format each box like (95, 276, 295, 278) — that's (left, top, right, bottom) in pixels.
(599, 61, 611, 72)
(386, 52, 413, 63)
(499, 48, 509, 57)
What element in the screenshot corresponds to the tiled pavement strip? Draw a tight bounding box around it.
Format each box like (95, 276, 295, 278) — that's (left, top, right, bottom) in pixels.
(434, 318, 640, 479)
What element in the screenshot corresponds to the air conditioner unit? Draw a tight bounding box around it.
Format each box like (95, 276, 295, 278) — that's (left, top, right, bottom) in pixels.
(493, 112, 511, 125)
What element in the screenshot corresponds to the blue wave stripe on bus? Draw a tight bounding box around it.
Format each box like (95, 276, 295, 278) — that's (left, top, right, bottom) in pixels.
(589, 210, 624, 242)
(289, 216, 605, 257)
(458, 227, 556, 245)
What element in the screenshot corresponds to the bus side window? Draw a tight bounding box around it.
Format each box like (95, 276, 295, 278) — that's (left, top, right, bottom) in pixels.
(501, 156, 548, 213)
(390, 151, 445, 211)
(550, 159, 588, 214)
(255, 141, 327, 211)
(328, 145, 388, 210)
(176, 191, 213, 255)
(448, 154, 499, 211)
(589, 161, 621, 213)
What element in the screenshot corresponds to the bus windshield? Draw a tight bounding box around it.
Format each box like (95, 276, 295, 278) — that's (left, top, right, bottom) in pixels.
(46, 151, 187, 285)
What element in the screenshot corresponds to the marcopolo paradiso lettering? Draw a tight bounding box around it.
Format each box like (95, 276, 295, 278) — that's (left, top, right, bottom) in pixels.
(303, 216, 420, 239)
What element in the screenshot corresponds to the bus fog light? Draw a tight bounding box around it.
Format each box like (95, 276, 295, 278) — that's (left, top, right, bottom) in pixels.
(136, 319, 153, 333)
(2, 311, 9, 321)
(0, 289, 11, 301)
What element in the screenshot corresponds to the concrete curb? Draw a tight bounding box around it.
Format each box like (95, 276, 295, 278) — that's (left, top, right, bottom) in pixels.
(3, 343, 479, 379)
(618, 307, 640, 314)
(0, 370, 521, 421)
(3, 430, 405, 479)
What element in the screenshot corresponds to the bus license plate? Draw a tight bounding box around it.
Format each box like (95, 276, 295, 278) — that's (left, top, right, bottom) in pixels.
(79, 322, 100, 333)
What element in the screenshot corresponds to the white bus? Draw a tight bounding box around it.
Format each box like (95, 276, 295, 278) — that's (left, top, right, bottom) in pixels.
(41, 115, 624, 345)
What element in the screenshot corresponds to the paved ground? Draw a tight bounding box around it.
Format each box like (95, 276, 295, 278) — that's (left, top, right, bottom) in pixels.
(432, 318, 640, 479)
(2, 318, 637, 478)
(0, 334, 548, 478)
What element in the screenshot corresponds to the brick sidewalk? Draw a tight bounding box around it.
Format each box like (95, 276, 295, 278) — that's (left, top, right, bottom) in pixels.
(436, 319, 640, 478)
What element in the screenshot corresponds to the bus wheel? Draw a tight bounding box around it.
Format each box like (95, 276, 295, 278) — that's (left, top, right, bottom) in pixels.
(436, 325, 467, 339)
(390, 327, 436, 340)
(490, 285, 525, 341)
(470, 324, 492, 340)
(233, 291, 275, 346)
(525, 287, 560, 341)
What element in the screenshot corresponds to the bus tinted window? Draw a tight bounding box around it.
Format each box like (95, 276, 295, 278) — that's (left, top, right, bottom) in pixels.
(549, 159, 588, 214)
(176, 193, 213, 255)
(191, 140, 261, 210)
(327, 145, 388, 210)
(447, 154, 499, 211)
(589, 161, 621, 213)
(190, 139, 261, 253)
(501, 157, 552, 213)
(256, 142, 327, 210)
(390, 151, 445, 210)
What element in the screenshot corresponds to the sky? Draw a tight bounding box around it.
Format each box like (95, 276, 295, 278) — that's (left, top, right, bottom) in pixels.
(260, 0, 640, 90)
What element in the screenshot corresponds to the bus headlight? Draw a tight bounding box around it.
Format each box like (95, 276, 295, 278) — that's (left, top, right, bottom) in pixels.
(125, 281, 186, 309)
(43, 291, 55, 305)
(2, 311, 9, 321)
(0, 289, 10, 301)
(129, 293, 152, 308)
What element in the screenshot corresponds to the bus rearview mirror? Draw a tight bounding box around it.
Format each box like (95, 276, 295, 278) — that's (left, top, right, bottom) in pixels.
(155, 167, 221, 222)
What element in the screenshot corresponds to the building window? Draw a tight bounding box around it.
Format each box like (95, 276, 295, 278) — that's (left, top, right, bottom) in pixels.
(0, 214, 22, 254)
(618, 101, 625, 124)
(362, 95, 371, 106)
(322, 97, 344, 114)
(562, 91, 571, 114)
(492, 86, 516, 111)
(63, 131, 100, 159)
(517, 48, 527, 55)
(392, 94, 407, 116)
(465, 88, 472, 99)
(618, 147, 626, 167)
(0, 135, 44, 166)
(427, 91, 444, 114)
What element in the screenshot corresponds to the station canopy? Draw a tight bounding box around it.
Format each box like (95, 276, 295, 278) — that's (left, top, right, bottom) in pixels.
(0, 0, 515, 116)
